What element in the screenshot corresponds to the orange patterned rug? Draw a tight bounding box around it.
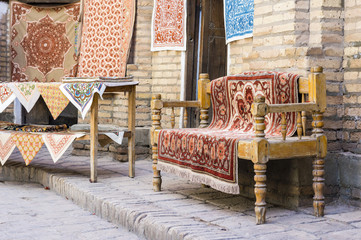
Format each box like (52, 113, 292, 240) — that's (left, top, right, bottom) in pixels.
(158, 72, 299, 194)
(77, 0, 135, 77)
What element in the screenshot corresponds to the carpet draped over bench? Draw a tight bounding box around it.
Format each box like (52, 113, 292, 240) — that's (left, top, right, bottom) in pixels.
(158, 72, 299, 194)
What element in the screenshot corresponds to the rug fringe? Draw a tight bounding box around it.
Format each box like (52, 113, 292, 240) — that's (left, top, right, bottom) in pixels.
(158, 162, 240, 194)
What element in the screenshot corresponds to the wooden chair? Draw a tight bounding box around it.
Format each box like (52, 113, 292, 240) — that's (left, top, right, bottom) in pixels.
(151, 67, 327, 224)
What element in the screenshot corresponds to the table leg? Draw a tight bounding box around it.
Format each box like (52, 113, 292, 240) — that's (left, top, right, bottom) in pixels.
(90, 93, 99, 183)
(128, 86, 136, 178)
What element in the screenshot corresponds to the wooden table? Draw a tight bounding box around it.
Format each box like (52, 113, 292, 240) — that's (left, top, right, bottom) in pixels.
(76, 82, 138, 182)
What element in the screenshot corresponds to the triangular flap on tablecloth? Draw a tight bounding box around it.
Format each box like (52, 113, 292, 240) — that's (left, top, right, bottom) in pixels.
(0, 84, 16, 113)
(8, 82, 40, 113)
(104, 131, 124, 145)
(59, 82, 106, 119)
(12, 133, 44, 166)
(0, 132, 16, 166)
(36, 83, 70, 120)
(42, 132, 84, 163)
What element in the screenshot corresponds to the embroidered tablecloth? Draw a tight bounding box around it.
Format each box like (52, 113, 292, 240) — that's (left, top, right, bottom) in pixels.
(6, 82, 69, 118)
(158, 72, 299, 194)
(0, 81, 138, 165)
(59, 82, 106, 119)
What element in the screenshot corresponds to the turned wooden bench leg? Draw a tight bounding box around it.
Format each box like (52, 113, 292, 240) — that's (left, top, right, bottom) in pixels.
(151, 94, 162, 192)
(313, 157, 325, 217)
(254, 163, 267, 224)
(251, 96, 269, 224)
(152, 142, 162, 191)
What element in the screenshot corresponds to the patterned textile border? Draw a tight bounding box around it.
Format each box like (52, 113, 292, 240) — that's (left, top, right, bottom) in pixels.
(0, 83, 16, 113)
(60, 82, 106, 119)
(0, 132, 16, 166)
(77, 0, 136, 77)
(37, 83, 70, 120)
(151, 0, 187, 51)
(223, 0, 254, 44)
(43, 132, 84, 163)
(10, 1, 81, 82)
(158, 72, 299, 194)
(8, 82, 40, 113)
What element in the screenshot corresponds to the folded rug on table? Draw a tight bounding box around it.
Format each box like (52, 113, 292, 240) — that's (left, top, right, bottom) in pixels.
(2, 124, 68, 132)
(158, 72, 299, 194)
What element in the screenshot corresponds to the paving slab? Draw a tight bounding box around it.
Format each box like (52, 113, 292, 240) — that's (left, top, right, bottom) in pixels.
(0, 181, 141, 240)
(1, 147, 361, 239)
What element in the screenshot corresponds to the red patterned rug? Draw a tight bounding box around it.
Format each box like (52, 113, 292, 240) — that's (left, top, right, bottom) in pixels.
(158, 72, 299, 194)
(151, 0, 187, 51)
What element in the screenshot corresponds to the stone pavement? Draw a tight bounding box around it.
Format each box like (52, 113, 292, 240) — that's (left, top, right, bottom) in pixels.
(1, 147, 361, 240)
(0, 181, 142, 240)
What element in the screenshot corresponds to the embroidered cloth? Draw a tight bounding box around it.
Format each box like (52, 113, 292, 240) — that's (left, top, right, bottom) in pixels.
(104, 132, 124, 145)
(12, 133, 44, 165)
(60, 82, 106, 119)
(0, 84, 16, 113)
(158, 72, 299, 194)
(10, 1, 81, 82)
(37, 83, 70, 120)
(0, 132, 16, 166)
(151, 0, 187, 51)
(8, 82, 40, 112)
(77, 0, 135, 77)
(224, 0, 254, 44)
(43, 132, 84, 163)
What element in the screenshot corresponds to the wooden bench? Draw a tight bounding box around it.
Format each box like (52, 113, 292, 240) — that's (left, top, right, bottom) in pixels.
(151, 67, 327, 224)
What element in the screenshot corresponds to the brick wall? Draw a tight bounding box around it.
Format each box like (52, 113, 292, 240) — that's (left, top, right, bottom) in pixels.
(343, 0, 361, 153)
(0, 3, 13, 122)
(0, 7, 9, 82)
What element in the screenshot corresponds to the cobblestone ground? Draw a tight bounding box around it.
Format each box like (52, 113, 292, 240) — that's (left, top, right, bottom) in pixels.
(0, 181, 142, 240)
(1, 148, 361, 239)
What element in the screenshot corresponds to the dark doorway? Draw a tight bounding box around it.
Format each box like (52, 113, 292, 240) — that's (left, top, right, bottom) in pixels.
(185, 0, 227, 127)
